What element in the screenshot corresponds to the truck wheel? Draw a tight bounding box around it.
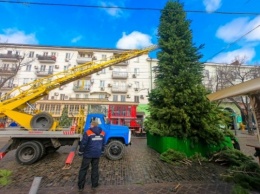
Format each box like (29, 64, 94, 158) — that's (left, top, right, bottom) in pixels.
(30, 112, 54, 131)
(15, 142, 41, 165)
(33, 141, 46, 159)
(105, 140, 125, 160)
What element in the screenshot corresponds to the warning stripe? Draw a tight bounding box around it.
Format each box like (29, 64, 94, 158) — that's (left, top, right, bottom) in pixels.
(63, 131, 75, 135)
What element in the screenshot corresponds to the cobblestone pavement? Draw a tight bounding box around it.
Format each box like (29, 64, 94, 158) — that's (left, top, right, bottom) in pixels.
(0, 130, 259, 194)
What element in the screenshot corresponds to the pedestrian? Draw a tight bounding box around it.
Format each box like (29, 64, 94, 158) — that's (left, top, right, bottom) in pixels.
(78, 121, 105, 192)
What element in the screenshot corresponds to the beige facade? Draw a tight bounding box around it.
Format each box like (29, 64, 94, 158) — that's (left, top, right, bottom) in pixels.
(0, 43, 157, 118)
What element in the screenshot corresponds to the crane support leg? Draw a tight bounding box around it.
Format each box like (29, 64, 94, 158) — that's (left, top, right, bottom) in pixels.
(62, 139, 79, 170)
(0, 139, 13, 160)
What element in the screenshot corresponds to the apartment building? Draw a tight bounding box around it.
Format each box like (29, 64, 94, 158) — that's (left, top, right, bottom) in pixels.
(0, 43, 158, 127)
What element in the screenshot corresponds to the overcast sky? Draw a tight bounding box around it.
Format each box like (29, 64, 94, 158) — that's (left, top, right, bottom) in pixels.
(0, 0, 260, 64)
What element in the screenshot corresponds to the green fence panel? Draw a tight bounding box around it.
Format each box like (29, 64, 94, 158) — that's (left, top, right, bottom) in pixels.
(147, 132, 233, 157)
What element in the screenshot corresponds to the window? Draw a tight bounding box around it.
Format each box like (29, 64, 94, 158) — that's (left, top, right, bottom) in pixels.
(51, 52, 56, 56)
(43, 52, 48, 56)
(134, 96, 139, 103)
(56, 105, 61, 114)
(45, 105, 50, 112)
(69, 105, 74, 114)
(65, 53, 70, 60)
(100, 80, 105, 87)
(48, 66, 53, 74)
(50, 105, 55, 114)
(3, 64, 9, 70)
(113, 95, 118, 102)
(134, 68, 140, 75)
(40, 104, 44, 111)
(99, 94, 105, 99)
(26, 65, 32, 71)
(135, 81, 140, 88)
(23, 78, 29, 84)
(40, 65, 46, 71)
(29, 51, 34, 58)
(121, 95, 126, 102)
(101, 54, 107, 61)
(100, 69, 106, 74)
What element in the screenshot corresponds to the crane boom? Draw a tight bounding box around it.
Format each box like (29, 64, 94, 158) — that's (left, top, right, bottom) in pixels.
(0, 45, 158, 131)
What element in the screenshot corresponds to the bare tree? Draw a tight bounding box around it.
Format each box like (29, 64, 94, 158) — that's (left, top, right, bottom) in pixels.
(213, 57, 260, 133)
(0, 46, 35, 91)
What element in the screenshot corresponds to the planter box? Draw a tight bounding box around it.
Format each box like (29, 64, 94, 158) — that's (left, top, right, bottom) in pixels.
(147, 132, 233, 157)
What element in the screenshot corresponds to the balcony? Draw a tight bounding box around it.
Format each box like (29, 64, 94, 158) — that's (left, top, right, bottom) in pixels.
(35, 70, 53, 77)
(0, 84, 16, 90)
(112, 71, 128, 79)
(37, 55, 56, 63)
(111, 86, 128, 93)
(114, 61, 129, 66)
(0, 68, 16, 75)
(0, 54, 21, 62)
(76, 57, 93, 64)
(69, 97, 109, 102)
(73, 85, 91, 92)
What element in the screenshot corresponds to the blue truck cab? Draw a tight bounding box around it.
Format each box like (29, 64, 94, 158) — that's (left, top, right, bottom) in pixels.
(84, 113, 131, 160)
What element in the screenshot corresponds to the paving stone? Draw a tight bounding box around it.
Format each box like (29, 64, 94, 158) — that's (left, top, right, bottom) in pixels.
(0, 131, 259, 193)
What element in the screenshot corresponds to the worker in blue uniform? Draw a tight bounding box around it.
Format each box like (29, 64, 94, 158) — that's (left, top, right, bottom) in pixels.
(78, 121, 105, 192)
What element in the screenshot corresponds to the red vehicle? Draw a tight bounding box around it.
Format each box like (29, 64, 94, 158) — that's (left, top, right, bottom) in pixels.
(107, 105, 144, 131)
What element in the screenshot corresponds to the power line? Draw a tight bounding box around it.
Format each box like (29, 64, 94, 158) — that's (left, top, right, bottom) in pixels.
(205, 24, 260, 62)
(0, 0, 260, 16)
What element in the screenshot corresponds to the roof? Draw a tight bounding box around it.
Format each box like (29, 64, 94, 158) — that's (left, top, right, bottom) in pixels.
(207, 77, 260, 101)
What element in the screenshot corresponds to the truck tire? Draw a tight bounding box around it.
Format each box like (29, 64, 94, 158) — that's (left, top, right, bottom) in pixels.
(30, 112, 54, 131)
(105, 140, 125, 160)
(32, 141, 46, 159)
(15, 141, 41, 165)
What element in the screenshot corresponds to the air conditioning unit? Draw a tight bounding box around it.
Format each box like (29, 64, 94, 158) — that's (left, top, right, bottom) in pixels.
(105, 95, 109, 98)
(59, 86, 64, 90)
(86, 87, 90, 91)
(127, 94, 131, 98)
(109, 66, 113, 70)
(54, 92, 59, 96)
(97, 72, 100, 75)
(108, 83, 112, 87)
(34, 66, 38, 69)
(51, 96, 55, 100)
(134, 88, 139, 91)
(64, 95, 69, 99)
(128, 83, 132, 87)
(140, 95, 144, 99)
(132, 74, 136, 78)
(100, 87, 105, 91)
(65, 58, 70, 62)
(90, 79, 94, 83)
(55, 65, 59, 69)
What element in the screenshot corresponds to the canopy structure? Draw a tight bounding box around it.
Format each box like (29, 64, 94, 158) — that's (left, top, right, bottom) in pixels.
(207, 77, 260, 144)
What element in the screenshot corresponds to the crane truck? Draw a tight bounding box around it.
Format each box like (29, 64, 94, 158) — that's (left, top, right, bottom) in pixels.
(0, 45, 157, 167)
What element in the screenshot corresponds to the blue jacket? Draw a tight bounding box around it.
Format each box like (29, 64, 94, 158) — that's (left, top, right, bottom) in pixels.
(79, 126, 105, 158)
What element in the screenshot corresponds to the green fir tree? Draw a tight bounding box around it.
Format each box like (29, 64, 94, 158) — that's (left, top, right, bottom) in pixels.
(59, 107, 72, 128)
(145, 0, 227, 146)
